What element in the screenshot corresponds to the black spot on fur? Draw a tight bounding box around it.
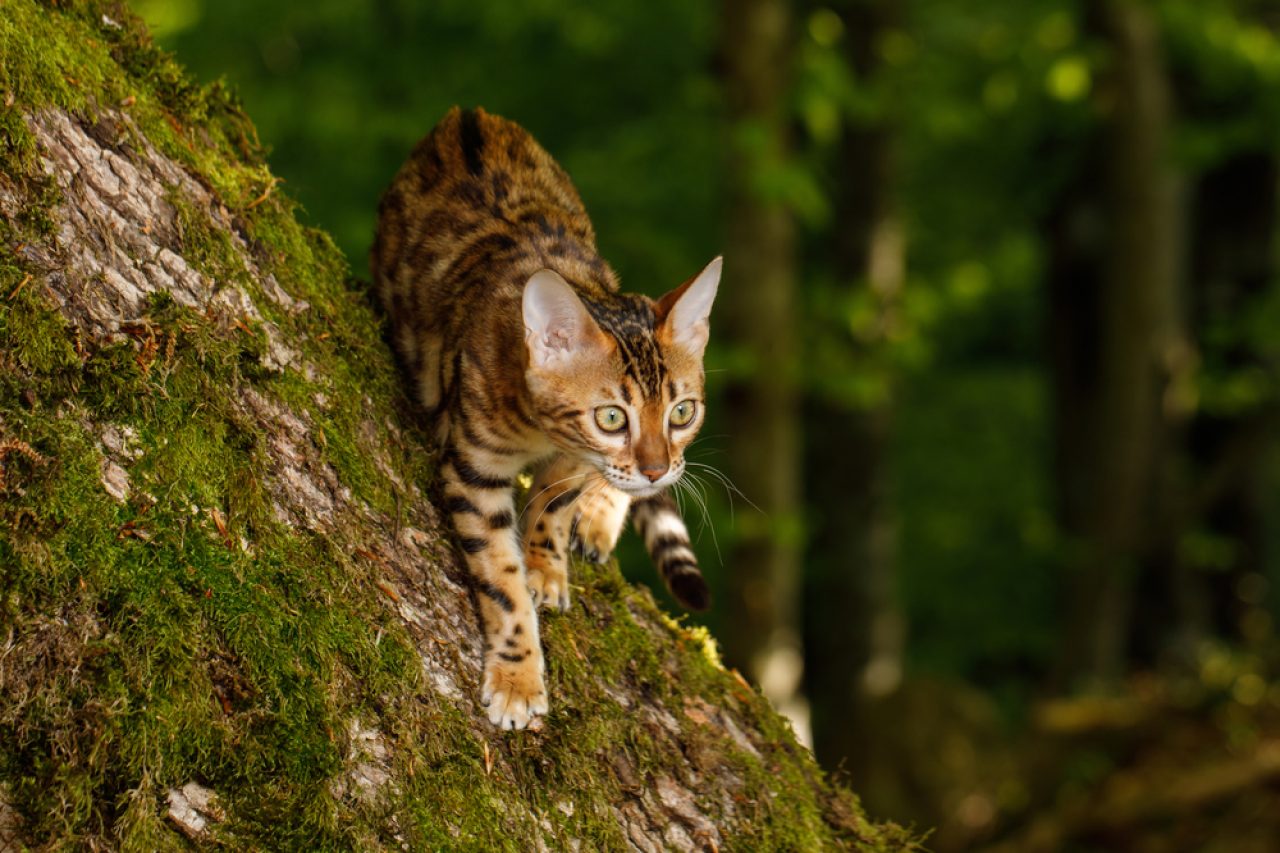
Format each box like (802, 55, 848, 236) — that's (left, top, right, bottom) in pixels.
(475, 579, 514, 612)
(545, 488, 582, 515)
(442, 494, 482, 516)
(459, 109, 485, 176)
(448, 448, 511, 490)
(662, 557, 699, 577)
(457, 182, 487, 209)
(650, 534, 688, 562)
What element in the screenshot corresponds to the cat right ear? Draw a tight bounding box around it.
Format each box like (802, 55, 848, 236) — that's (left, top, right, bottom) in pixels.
(656, 255, 721, 356)
(523, 270, 609, 368)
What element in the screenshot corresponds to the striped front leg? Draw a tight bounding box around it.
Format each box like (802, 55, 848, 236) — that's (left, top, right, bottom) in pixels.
(523, 454, 596, 611)
(442, 445, 547, 729)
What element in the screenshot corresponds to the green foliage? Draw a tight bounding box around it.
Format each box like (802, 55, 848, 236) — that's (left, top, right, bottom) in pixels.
(149, 0, 721, 290)
(894, 369, 1057, 699)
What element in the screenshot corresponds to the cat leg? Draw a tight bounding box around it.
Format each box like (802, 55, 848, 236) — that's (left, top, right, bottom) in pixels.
(442, 442, 547, 729)
(568, 483, 632, 565)
(522, 454, 596, 611)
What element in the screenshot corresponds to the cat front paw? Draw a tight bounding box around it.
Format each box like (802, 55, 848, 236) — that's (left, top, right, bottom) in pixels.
(525, 549, 570, 611)
(482, 652, 548, 730)
(568, 491, 627, 564)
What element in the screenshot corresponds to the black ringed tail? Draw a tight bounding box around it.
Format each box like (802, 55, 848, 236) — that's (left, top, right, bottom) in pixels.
(630, 494, 710, 611)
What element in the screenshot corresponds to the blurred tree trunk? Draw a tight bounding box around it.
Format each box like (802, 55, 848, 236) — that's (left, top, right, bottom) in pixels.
(717, 0, 807, 727)
(1049, 0, 1186, 687)
(1165, 3, 1280, 657)
(1173, 152, 1278, 651)
(804, 0, 905, 785)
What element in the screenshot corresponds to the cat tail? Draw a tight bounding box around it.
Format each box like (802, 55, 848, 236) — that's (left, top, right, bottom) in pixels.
(630, 494, 711, 611)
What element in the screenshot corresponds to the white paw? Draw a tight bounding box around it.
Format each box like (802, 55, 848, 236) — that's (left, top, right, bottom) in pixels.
(481, 656, 549, 730)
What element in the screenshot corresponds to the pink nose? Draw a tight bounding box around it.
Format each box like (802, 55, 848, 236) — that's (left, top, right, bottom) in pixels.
(640, 464, 669, 483)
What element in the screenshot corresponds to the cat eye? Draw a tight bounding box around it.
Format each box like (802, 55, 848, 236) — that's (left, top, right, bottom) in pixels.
(594, 406, 628, 432)
(670, 400, 697, 427)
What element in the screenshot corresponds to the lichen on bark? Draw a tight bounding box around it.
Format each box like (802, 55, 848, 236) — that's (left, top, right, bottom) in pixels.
(0, 1, 918, 849)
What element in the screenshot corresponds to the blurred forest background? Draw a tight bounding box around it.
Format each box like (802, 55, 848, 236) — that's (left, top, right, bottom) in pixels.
(134, 0, 1280, 849)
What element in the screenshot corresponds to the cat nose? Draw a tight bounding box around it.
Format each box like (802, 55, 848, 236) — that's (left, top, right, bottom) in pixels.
(640, 464, 669, 483)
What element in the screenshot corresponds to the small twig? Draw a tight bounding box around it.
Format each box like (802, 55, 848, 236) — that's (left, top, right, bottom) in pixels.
(208, 507, 233, 549)
(8, 273, 32, 300)
(374, 580, 401, 603)
(0, 437, 45, 491)
(246, 177, 282, 210)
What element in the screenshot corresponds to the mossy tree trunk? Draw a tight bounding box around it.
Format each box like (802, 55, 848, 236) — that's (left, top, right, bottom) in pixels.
(0, 1, 916, 850)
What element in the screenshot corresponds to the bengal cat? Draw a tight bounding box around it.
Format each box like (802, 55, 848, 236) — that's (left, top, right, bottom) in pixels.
(372, 107, 719, 729)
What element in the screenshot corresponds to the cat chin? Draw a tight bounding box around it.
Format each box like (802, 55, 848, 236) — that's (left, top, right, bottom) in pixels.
(620, 486, 665, 499)
(603, 466, 685, 499)
(606, 478, 665, 499)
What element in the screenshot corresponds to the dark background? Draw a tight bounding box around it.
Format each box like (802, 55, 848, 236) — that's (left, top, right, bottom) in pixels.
(138, 0, 1280, 848)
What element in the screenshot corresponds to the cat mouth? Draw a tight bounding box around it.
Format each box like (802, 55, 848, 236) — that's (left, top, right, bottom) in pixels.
(604, 470, 679, 499)
(616, 483, 664, 498)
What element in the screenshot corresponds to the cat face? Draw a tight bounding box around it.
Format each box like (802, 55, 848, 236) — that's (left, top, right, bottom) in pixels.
(522, 258, 721, 498)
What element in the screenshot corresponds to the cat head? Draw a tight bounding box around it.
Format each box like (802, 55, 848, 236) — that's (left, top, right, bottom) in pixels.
(522, 257, 721, 498)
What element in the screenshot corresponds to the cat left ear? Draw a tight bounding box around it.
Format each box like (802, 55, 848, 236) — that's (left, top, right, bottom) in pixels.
(657, 256, 721, 355)
(523, 269, 609, 368)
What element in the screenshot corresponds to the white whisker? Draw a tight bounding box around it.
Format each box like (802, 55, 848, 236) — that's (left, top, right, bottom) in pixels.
(687, 461, 764, 517)
(673, 472, 721, 565)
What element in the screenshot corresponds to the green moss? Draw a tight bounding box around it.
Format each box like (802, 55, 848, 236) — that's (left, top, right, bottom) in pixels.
(0, 288, 79, 381)
(0, 292, 416, 845)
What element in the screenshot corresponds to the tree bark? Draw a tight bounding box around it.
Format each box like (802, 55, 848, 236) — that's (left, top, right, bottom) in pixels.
(717, 0, 808, 733)
(0, 2, 915, 849)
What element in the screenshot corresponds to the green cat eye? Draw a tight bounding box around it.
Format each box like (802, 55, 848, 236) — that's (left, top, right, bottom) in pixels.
(670, 400, 697, 427)
(595, 406, 628, 432)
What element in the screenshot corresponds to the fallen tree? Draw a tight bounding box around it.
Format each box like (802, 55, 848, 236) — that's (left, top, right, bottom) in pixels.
(0, 1, 916, 849)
